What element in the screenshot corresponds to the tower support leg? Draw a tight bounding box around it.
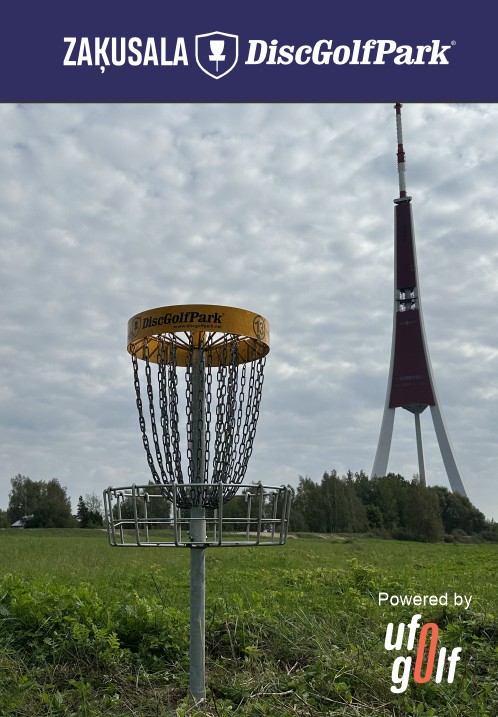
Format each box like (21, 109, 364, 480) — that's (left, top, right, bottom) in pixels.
(414, 412, 426, 486)
(430, 405, 467, 497)
(372, 406, 395, 477)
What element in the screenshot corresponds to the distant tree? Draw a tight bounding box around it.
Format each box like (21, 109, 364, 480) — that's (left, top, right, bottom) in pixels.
(367, 474, 409, 530)
(340, 471, 370, 532)
(288, 508, 307, 532)
(84, 492, 104, 527)
(352, 470, 372, 504)
(354, 471, 385, 528)
(400, 481, 443, 542)
(321, 470, 342, 532)
(321, 470, 369, 533)
(284, 484, 305, 531)
(430, 486, 486, 534)
(7, 475, 74, 528)
(480, 519, 498, 542)
(77, 496, 91, 528)
(291, 476, 324, 532)
(31, 479, 74, 528)
(7, 474, 42, 524)
(485, 519, 498, 536)
(0, 509, 9, 528)
(365, 503, 384, 530)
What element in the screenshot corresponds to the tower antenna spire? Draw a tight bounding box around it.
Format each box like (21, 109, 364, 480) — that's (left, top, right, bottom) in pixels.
(394, 102, 409, 200)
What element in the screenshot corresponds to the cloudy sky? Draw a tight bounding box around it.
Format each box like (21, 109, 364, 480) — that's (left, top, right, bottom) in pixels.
(1, 103, 497, 521)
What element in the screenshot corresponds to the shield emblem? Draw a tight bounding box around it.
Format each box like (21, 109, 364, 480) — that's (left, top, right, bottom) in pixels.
(195, 32, 239, 79)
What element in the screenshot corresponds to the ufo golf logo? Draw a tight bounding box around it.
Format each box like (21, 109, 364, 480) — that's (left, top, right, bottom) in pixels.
(195, 32, 239, 79)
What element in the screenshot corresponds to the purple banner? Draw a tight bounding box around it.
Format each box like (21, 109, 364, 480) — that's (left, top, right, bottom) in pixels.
(0, 1, 492, 101)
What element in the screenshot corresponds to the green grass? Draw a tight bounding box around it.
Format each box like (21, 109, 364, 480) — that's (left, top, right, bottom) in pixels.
(0, 529, 496, 716)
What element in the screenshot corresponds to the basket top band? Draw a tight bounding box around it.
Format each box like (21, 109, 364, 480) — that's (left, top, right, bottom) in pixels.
(127, 304, 270, 366)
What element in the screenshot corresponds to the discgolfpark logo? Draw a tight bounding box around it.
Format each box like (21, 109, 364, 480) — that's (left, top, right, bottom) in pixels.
(63, 35, 455, 77)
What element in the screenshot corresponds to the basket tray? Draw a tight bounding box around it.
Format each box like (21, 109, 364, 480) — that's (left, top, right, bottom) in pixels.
(103, 482, 291, 548)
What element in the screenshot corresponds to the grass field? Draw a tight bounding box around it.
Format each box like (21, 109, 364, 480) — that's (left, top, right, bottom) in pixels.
(0, 529, 496, 716)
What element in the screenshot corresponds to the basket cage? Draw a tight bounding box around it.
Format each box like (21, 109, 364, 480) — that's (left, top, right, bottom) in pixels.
(103, 482, 291, 548)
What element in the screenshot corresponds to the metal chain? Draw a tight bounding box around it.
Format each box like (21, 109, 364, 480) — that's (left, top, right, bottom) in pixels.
(226, 343, 266, 501)
(212, 339, 228, 486)
(132, 347, 161, 485)
(158, 338, 178, 490)
(131, 331, 266, 509)
(185, 339, 193, 482)
(214, 336, 239, 495)
(225, 339, 240, 477)
(193, 344, 205, 508)
(144, 341, 168, 483)
(167, 338, 184, 485)
(204, 346, 212, 485)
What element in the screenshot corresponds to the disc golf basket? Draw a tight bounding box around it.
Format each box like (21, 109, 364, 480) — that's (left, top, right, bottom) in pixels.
(103, 304, 291, 704)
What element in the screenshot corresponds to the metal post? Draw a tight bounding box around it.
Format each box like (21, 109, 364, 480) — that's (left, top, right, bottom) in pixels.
(270, 491, 277, 542)
(245, 492, 252, 541)
(256, 483, 263, 545)
(144, 492, 150, 543)
(117, 492, 124, 544)
(189, 346, 206, 704)
(217, 482, 223, 546)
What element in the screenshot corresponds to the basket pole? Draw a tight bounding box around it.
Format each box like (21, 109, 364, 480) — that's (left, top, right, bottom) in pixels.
(189, 346, 206, 704)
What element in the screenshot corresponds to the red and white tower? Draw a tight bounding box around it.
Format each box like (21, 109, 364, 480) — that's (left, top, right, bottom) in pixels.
(371, 103, 467, 497)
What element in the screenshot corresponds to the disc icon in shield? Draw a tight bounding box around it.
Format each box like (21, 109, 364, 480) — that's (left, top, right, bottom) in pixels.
(195, 32, 239, 79)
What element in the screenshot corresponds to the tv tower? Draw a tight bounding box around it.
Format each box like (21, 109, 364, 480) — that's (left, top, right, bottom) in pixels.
(371, 103, 467, 497)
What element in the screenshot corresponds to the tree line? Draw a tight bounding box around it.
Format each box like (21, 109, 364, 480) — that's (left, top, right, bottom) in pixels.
(1, 471, 496, 543)
(0, 474, 171, 529)
(0, 474, 104, 529)
(290, 470, 496, 542)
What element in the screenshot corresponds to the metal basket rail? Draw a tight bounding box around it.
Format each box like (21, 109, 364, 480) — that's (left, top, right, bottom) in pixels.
(104, 482, 291, 548)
